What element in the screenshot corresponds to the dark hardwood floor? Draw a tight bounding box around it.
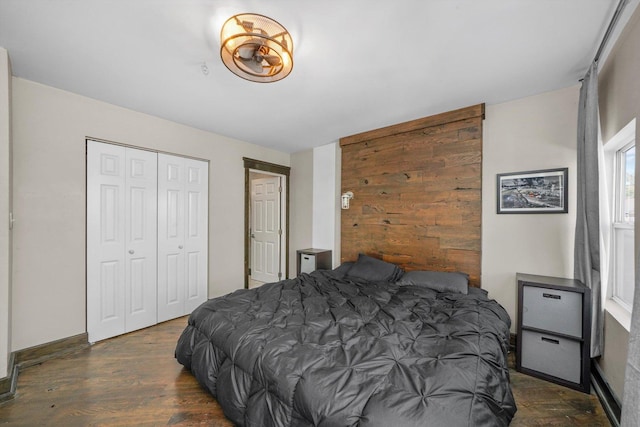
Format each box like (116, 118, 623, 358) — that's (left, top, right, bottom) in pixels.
(0, 317, 611, 426)
(508, 355, 610, 426)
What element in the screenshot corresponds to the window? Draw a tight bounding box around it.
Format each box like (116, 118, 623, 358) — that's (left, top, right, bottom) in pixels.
(612, 140, 635, 311)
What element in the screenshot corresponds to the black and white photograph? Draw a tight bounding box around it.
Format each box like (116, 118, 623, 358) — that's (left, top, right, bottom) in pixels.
(497, 168, 568, 214)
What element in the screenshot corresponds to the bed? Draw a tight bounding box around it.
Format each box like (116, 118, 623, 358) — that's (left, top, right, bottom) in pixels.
(175, 255, 516, 426)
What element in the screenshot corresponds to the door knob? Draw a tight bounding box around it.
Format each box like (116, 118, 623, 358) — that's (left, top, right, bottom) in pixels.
(178, 245, 183, 249)
(128, 250, 134, 254)
(250, 233, 255, 238)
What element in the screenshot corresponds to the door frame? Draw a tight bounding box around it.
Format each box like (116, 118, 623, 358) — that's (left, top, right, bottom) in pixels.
(243, 157, 290, 289)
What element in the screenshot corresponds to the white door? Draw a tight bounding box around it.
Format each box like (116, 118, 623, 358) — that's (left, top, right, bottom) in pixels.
(124, 148, 158, 332)
(87, 142, 126, 342)
(87, 141, 157, 342)
(183, 158, 209, 313)
(251, 176, 281, 283)
(157, 154, 184, 322)
(157, 154, 208, 321)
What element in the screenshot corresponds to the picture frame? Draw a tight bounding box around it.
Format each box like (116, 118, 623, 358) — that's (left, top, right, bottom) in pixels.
(497, 168, 568, 214)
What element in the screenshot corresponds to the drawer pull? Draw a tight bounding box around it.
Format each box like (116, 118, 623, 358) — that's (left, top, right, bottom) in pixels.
(543, 293, 561, 300)
(541, 337, 560, 345)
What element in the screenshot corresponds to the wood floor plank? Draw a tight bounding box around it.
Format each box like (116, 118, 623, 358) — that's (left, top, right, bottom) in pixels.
(0, 317, 611, 426)
(509, 353, 610, 426)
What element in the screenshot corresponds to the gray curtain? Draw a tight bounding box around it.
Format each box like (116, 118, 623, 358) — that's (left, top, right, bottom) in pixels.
(574, 61, 602, 358)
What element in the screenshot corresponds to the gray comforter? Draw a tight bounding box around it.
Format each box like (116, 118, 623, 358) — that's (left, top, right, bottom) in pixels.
(175, 270, 516, 426)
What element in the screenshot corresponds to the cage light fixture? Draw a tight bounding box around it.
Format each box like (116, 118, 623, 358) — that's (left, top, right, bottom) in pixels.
(220, 13, 293, 83)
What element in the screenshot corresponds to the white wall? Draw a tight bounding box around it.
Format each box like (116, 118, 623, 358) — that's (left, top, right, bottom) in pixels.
(11, 77, 289, 351)
(289, 149, 313, 277)
(0, 48, 11, 378)
(290, 142, 341, 273)
(312, 142, 341, 267)
(601, 312, 630, 398)
(334, 143, 342, 265)
(482, 85, 579, 330)
(597, 3, 640, 402)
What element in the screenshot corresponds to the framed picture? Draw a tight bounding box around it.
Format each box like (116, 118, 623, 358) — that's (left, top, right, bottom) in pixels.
(497, 168, 568, 214)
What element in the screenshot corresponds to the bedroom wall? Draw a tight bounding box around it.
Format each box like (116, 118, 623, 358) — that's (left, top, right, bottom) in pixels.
(0, 48, 12, 378)
(10, 77, 289, 351)
(288, 149, 313, 278)
(288, 144, 341, 277)
(597, 2, 640, 403)
(482, 85, 579, 332)
(312, 142, 341, 267)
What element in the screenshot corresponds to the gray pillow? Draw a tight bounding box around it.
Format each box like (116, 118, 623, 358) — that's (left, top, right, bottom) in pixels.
(346, 254, 404, 282)
(332, 262, 354, 278)
(397, 270, 469, 294)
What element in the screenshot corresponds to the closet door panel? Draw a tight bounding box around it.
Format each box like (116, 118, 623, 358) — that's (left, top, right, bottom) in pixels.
(129, 258, 145, 311)
(158, 154, 186, 321)
(124, 148, 157, 332)
(184, 158, 208, 313)
(186, 252, 199, 299)
(166, 253, 182, 303)
(99, 261, 120, 320)
(87, 141, 126, 342)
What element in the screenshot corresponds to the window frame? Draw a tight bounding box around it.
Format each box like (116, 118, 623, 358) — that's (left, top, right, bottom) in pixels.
(614, 141, 635, 224)
(611, 136, 635, 312)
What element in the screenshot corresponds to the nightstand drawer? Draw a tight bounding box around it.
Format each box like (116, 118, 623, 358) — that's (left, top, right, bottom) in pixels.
(300, 254, 316, 274)
(521, 330, 581, 383)
(522, 285, 582, 337)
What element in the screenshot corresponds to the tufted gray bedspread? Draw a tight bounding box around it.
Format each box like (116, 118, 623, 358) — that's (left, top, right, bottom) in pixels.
(175, 269, 516, 426)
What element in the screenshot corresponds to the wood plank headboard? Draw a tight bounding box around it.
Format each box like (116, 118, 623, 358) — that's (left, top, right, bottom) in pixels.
(339, 104, 484, 287)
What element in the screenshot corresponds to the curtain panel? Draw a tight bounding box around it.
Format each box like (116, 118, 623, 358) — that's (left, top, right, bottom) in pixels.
(574, 61, 603, 358)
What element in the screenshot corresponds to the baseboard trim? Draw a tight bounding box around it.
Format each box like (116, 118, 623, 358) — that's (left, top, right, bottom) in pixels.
(0, 333, 89, 403)
(591, 361, 622, 427)
(0, 353, 17, 403)
(15, 332, 90, 369)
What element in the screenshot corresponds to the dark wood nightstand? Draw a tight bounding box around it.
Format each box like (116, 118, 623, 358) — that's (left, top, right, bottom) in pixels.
(516, 273, 591, 393)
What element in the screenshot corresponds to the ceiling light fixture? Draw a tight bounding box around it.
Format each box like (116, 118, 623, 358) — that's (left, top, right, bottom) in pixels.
(220, 13, 293, 83)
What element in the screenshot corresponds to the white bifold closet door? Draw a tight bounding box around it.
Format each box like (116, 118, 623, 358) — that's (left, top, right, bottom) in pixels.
(157, 154, 208, 322)
(87, 141, 158, 343)
(87, 141, 209, 342)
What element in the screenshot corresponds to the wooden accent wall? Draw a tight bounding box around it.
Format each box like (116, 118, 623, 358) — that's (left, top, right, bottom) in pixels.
(340, 104, 484, 287)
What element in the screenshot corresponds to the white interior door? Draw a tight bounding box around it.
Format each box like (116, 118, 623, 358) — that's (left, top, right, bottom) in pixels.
(158, 154, 208, 321)
(251, 176, 281, 283)
(87, 141, 157, 342)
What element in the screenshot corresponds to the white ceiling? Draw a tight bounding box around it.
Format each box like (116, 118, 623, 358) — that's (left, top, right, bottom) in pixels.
(0, 0, 637, 153)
